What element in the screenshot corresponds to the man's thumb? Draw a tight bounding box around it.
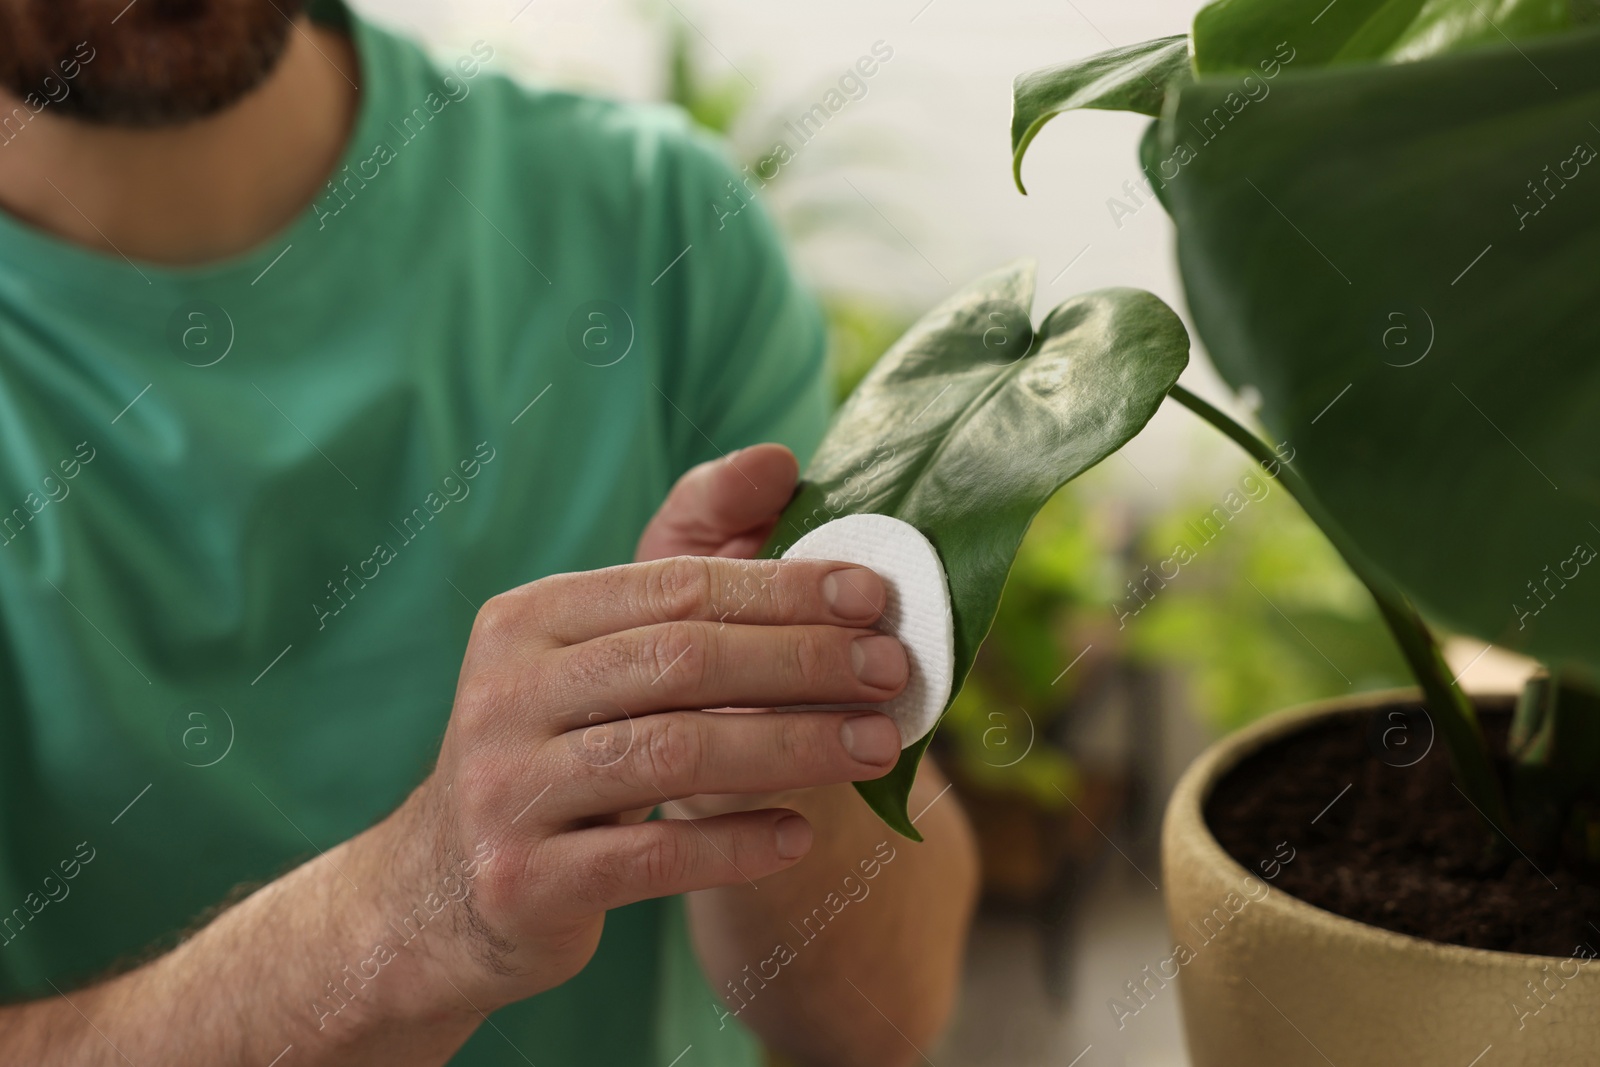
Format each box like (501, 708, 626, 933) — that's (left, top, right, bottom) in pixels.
(635, 443, 799, 561)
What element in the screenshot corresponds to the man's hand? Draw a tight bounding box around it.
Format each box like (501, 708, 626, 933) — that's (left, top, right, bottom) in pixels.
(381, 548, 909, 1014)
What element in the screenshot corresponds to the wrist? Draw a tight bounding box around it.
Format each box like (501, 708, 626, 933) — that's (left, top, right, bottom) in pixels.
(127, 810, 484, 1066)
(322, 791, 490, 1037)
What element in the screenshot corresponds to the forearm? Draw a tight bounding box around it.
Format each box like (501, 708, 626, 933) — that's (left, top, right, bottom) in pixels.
(687, 760, 978, 1067)
(0, 803, 480, 1066)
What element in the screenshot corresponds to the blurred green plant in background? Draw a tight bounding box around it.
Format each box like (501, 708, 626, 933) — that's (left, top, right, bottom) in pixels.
(663, 20, 748, 142)
(1126, 474, 1411, 734)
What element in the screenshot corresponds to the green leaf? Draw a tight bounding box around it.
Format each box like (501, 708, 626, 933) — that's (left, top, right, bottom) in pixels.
(1012, 2, 1584, 196)
(1010, 35, 1191, 194)
(1192, 0, 1572, 74)
(760, 262, 1190, 837)
(1150, 29, 1600, 680)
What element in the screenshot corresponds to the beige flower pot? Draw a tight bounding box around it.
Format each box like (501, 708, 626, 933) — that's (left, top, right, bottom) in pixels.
(1162, 691, 1599, 1067)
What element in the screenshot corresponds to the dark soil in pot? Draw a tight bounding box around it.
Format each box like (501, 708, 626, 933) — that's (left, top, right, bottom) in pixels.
(1204, 698, 1600, 957)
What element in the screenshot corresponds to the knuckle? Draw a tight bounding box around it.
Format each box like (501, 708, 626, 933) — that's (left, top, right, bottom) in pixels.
(573, 848, 625, 910)
(565, 712, 635, 770)
(776, 712, 832, 772)
(789, 627, 835, 692)
(641, 620, 708, 694)
(453, 671, 512, 733)
(576, 831, 694, 907)
(719, 559, 781, 624)
(455, 654, 553, 736)
(474, 836, 535, 914)
(561, 634, 628, 694)
(471, 593, 520, 646)
(638, 832, 695, 890)
(636, 716, 704, 789)
(444, 730, 526, 826)
(645, 556, 715, 621)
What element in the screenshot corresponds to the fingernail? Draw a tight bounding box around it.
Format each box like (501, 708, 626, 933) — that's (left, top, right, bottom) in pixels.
(850, 634, 907, 689)
(841, 713, 901, 765)
(775, 814, 813, 860)
(822, 567, 885, 622)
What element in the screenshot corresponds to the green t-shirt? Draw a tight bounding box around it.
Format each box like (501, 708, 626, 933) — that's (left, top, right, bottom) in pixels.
(0, 7, 829, 1065)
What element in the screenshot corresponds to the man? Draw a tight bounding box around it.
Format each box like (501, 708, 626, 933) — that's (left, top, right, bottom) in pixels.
(0, 1, 977, 1064)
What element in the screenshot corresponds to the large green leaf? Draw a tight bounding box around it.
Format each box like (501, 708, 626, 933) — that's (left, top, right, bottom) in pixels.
(1010, 0, 1594, 191)
(1010, 35, 1191, 194)
(1148, 28, 1600, 679)
(1009, 3, 1589, 195)
(1192, 0, 1574, 74)
(760, 262, 1190, 838)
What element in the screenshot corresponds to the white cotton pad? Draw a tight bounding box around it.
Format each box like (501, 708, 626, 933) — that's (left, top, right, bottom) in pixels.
(781, 513, 955, 748)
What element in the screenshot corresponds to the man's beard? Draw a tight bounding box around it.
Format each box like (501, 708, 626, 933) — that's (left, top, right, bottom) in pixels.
(0, 0, 308, 127)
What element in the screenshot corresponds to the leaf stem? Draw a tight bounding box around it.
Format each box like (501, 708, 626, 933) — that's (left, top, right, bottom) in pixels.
(1167, 384, 1509, 829)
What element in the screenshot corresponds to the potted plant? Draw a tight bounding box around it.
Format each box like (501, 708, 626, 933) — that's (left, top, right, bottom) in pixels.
(753, 1, 1599, 1063)
(998, 2, 1600, 1063)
